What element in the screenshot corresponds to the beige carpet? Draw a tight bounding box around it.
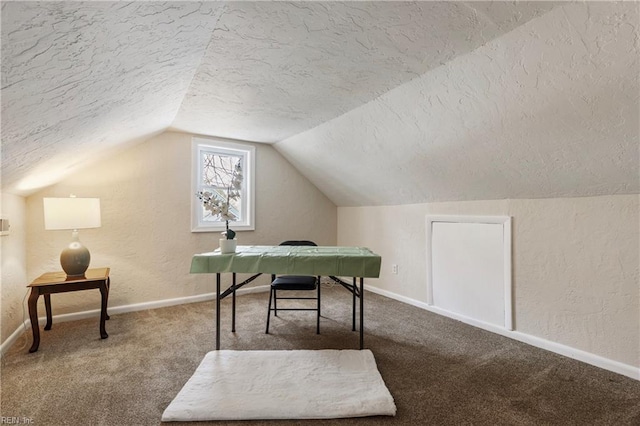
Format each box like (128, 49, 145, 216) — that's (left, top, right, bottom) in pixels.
(162, 349, 396, 421)
(1, 284, 639, 425)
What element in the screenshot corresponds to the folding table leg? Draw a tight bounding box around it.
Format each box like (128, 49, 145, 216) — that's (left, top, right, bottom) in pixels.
(352, 277, 357, 331)
(232, 273, 236, 332)
(216, 273, 221, 350)
(265, 288, 273, 334)
(359, 277, 364, 350)
(316, 276, 321, 334)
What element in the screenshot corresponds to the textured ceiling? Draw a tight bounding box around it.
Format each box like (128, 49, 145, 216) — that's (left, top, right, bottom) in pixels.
(2, 2, 637, 206)
(275, 1, 640, 206)
(1, 1, 557, 196)
(171, 1, 557, 142)
(1, 2, 222, 193)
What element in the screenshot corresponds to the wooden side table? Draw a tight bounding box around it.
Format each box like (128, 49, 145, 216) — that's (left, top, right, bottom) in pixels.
(27, 267, 110, 353)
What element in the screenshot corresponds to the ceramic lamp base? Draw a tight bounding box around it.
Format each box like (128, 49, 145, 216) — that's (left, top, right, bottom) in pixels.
(60, 235, 90, 277)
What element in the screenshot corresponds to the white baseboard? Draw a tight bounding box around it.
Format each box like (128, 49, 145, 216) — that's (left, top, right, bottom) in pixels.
(1, 285, 270, 356)
(364, 284, 640, 381)
(1, 321, 30, 355)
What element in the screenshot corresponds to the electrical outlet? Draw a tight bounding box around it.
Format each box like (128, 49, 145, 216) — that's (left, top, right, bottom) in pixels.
(0, 218, 9, 236)
(392, 264, 398, 274)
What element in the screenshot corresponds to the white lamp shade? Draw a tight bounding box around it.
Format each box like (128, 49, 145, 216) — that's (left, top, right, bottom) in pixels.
(43, 197, 101, 230)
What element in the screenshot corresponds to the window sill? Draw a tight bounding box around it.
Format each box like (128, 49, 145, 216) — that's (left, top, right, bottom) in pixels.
(191, 225, 255, 233)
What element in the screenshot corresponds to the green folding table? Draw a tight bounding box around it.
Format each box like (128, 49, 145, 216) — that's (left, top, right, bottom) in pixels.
(190, 245, 382, 350)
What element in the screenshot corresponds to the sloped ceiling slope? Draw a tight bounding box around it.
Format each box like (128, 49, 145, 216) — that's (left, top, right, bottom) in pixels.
(1, 2, 222, 194)
(275, 1, 640, 206)
(170, 1, 557, 142)
(1, 1, 556, 196)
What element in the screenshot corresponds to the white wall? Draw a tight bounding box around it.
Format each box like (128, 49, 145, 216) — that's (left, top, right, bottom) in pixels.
(1, 192, 28, 344)
(24, 131, 336, 317)
(338, 195, 639, 375)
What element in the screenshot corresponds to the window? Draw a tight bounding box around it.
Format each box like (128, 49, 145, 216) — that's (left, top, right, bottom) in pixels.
(192, 138, 255, 232)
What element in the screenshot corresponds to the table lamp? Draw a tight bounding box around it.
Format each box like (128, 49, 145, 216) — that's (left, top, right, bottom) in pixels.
(43, 196, 101, 278)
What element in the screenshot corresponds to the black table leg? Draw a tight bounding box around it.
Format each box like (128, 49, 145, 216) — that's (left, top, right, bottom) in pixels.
(232, 273, 236, 332)
(352, 277, 356, 331)
(216, 273, 221, 350)
(359, 277, 364, 350)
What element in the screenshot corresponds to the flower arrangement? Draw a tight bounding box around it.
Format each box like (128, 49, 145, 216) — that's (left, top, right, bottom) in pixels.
(196, 160, 243, 240)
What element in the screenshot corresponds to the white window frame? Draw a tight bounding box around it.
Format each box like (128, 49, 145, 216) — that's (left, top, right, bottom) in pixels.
(191, 137, 255, 233)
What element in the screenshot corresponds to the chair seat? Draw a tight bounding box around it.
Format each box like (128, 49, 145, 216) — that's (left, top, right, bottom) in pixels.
(271, 275, 317, 290)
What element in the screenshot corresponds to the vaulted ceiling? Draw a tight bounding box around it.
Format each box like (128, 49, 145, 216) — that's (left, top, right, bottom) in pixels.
(2, 2, 638, 205)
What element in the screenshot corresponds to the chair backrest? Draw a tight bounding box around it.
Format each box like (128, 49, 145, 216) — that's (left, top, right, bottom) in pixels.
(279, 240, 317, 247)
(273, 241, 318, 281)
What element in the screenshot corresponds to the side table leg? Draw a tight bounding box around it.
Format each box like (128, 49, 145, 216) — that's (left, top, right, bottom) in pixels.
(105, 277, 110, 320)
(44, 294, 53, 330)
(99, 282, 109, 339)
(28, 290, 40, 353)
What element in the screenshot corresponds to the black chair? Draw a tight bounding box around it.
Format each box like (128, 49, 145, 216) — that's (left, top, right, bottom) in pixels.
(266, 241, 321, 334)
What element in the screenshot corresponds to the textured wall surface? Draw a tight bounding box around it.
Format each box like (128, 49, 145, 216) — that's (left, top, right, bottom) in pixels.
(511, 196, 639, 365)
(277, 2, 639, 206)
(0, 193, 27, 343)
(24, 131, 336, 318)
(337, 195, 639, 369)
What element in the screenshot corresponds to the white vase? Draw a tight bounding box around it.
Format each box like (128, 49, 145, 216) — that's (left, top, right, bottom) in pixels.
(219, 238, 237, 254)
